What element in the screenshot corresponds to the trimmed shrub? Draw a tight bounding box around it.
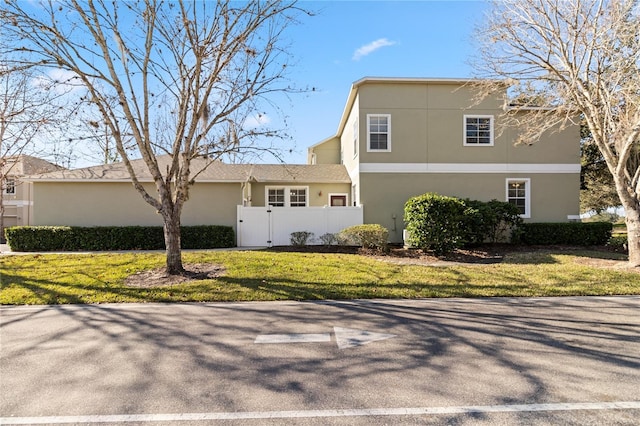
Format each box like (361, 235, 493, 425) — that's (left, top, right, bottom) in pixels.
(463, 199, 523, 245)
(181, 225, 236, 249)
(404, 193, 468, 255)
(517, 222, 612, 246)
(337, 224, 388, 251)
(607, 234, 628, 251)
(460, 199, 492, 246)
(4, 225, 235, 252)
(405, 194, 524, 254)
(290, 231, 314, 246)
(318, 233, 337, 246)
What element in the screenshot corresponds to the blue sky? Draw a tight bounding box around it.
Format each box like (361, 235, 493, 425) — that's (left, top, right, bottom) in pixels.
(17, 0, 488, 167)
(277, 0, 488, 164)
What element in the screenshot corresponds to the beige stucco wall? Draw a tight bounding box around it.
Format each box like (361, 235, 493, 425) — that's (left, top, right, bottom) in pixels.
(31, 181, 242, 228)
(248, 182, 352, 207)
(353, 82, 579, 165)
(309, 137, 341, 165)
(359, 172, 581, 243)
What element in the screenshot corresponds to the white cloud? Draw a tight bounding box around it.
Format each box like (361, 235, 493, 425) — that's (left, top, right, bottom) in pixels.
(243, 113, 271, 129)
(31, 69, 85, 94)
(352, 38, 397, 61)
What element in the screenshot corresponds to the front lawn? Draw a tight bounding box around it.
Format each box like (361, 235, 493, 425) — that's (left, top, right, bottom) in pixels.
(1, 249, 639, 305)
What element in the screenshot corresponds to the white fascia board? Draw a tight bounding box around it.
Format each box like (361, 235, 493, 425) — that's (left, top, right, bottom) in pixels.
(352, 76, 493, 86)
(360, 163, 581, 174)
(256, 179, 351, 184)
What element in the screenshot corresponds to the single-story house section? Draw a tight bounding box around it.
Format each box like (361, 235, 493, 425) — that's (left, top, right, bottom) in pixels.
(1, 155, 64, 229)
(23, 156, 361, 246)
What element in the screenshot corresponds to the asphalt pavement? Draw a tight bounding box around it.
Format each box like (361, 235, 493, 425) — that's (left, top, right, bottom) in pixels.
(1, 297, 639, 425)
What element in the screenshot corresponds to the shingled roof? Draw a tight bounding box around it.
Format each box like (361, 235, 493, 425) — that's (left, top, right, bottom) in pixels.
(24, 155, 351, 184)
(3, 155, 64, 176)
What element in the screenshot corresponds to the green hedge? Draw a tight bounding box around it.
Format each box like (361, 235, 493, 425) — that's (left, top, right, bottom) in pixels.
(4, 225, 235, 252)
(518, 222, 613, 246)
(404, 193, 468, 255)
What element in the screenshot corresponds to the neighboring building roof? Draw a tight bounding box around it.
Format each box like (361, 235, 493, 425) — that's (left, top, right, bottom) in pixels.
(24, 155, 351, 184)
(2, 155, 64, 176)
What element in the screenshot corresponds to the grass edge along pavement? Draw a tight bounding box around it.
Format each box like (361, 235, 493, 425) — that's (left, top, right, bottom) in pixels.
(1, 249, 639, 305)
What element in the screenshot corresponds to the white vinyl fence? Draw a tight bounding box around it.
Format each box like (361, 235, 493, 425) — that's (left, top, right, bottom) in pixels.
(236, 205, 364, 247)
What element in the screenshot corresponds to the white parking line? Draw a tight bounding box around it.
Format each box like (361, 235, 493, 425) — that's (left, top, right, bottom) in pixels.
(2, 401, 639, 424)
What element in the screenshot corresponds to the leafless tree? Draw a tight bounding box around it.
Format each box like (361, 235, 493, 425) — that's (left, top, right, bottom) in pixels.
(0, 64, 68, 242)
(1, 0, 307, 273)
(474, 0, 640, 265)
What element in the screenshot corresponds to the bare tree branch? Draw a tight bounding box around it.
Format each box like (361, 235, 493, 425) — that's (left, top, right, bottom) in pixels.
(1, 0, 309, 273)
(474, 0, 640, 265)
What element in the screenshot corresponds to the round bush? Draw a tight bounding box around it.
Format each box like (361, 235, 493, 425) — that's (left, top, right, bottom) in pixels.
(404, 193, 468, 255)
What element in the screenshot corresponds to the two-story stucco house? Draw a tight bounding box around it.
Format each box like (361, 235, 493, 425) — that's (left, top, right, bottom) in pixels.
(22, 77, 581, 246)
(308, 77, 581, 243)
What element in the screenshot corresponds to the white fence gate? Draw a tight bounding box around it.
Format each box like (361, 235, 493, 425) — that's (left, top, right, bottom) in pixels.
(237, 205, 364, 247)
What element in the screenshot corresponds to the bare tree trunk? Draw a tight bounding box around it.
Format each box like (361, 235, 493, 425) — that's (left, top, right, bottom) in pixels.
(623, 204, 640, 267)
(1, 0, 305, 273)
(162, 211, 184, 275)
(0, 195, 5, 244)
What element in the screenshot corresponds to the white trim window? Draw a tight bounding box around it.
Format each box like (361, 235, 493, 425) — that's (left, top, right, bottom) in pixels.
(289, 188, 307, 207)
(506, 178, 531, 218)
(267, 187, 285, 207)
(367, 114, 391, 152)
(3, 178, 16, 195)
(266, 186, 308, 207)
(464, 115, 494, 146)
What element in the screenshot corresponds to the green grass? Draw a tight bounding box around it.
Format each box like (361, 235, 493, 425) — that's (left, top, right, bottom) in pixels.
(1, 250, 639, 305)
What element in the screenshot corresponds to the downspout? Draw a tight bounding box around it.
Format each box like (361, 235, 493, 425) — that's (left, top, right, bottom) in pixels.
(244, 164, 254, 207)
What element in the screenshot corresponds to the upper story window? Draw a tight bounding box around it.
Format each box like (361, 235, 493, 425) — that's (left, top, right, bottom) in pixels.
(367, 114, 391, 152)
(4, 178, 16, 195)
(267, 186, 308, 207)
(464, 115, 494, 146)
(506, 178, 530, 218)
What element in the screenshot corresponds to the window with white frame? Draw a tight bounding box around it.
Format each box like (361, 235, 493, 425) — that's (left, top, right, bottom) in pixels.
(506, 178, 530, 218)
(267, 188, 285, 207)
(289, 188, 307, 207)
(4, 178, 15, 195)
(367, 114, 391, 152)
(267, 186, 308, 207)
(464, 115, 494, 146)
